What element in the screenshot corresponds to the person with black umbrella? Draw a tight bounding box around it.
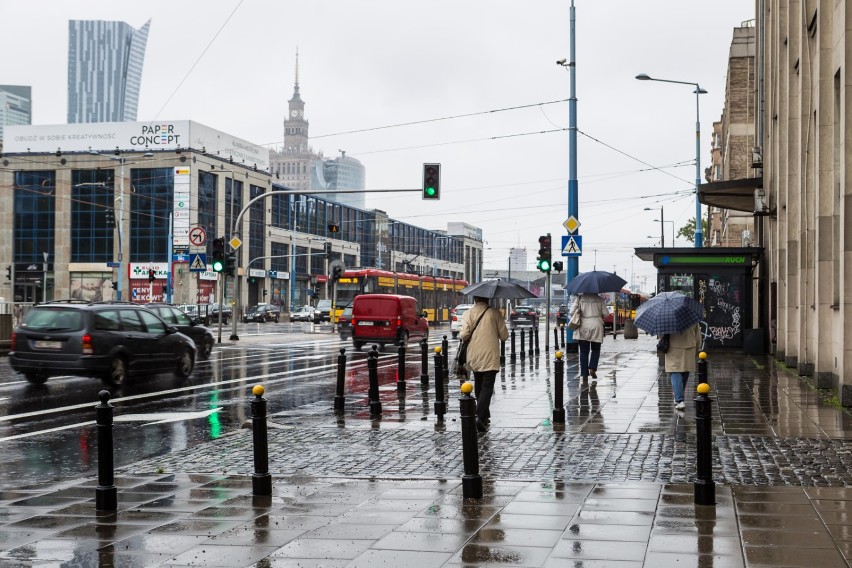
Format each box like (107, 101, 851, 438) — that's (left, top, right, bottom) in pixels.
(569, 293, 609, 383)
(459, 296, 509, 432)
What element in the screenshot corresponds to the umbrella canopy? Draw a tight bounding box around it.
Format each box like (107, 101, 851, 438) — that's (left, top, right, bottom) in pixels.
(564, 271, 627, 295)
(633, 291, 703, 336)
(459, 279, 537, 300)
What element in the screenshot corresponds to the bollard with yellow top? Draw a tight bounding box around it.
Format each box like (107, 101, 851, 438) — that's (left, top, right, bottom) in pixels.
(433, 346, 446, 420)
(459, 382, 483, 498)
(693, 382, 715, 506)
(697, 351, 708, 385)
(553, 351, 566, 423)
(250, 384, 272, 496)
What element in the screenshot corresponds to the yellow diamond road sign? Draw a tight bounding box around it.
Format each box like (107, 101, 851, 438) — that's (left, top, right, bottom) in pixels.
(563, 216, 580, 234)
(229, 236, 242, 250)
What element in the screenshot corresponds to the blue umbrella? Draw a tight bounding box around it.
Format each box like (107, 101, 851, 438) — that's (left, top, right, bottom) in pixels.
(633, 291, 703, 335)
(564, 270, 627, 294)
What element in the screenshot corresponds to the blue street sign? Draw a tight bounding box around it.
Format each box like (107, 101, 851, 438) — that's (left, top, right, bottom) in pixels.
(106, 262, 120, 268)
(561, 235, 582, 257)
(188, 253, 207, 273)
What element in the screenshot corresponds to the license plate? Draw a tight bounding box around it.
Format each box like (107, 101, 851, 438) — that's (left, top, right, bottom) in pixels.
(358, 321, 374, 326)
(34, 340, 61, 349)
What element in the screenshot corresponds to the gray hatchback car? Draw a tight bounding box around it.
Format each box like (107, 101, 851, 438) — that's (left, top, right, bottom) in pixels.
(9, 301, 196, 386)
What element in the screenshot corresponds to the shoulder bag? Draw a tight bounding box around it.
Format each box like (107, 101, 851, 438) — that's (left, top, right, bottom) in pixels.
(567, 309, 582, 330)
(456, 307, 490, 370)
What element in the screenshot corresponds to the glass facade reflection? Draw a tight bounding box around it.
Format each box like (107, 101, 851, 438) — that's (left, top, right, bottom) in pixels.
(130, 167, 174, 262)
(14, 171, 55, 263)
(71, 169, 114, 262)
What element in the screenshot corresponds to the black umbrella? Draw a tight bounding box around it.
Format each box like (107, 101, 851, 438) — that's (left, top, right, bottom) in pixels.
(564, 271, 627, 294)
(459, 279, 537, 300)
(634, 291, 703, 335)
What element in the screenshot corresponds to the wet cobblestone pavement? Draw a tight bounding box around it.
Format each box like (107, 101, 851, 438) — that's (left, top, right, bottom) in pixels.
(3, 334, 852, 566)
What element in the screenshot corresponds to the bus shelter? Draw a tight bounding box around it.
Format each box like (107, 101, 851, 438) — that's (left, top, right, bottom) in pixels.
(633, 247, 764, 351)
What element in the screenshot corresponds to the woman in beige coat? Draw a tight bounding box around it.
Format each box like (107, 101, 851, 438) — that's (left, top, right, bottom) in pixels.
(460, 296, 509, 431)
(569, 293, 609, 382)
(664, 323, 701, 410)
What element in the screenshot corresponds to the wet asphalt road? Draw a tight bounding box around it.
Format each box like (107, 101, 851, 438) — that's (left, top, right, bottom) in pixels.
(0, 321, 455, 491)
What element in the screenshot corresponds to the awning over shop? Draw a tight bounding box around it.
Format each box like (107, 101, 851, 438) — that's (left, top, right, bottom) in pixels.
(697, 176, 763, 213)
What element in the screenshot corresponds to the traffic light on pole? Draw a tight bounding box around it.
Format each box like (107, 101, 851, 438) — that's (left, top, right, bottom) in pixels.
(536, 234, 552, 273)
(104, 208, 116, 228)
(422, 163, 441, 200)
(225, 253, 236, 277)
(148, 268, 156, 282)
(211, 237, 225, 273)
(324, 241, 332, 258)
(552, 261, 564, 273)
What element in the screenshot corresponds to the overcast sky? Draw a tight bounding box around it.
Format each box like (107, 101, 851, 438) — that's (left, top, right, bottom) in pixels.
(1, 0, 753, 291)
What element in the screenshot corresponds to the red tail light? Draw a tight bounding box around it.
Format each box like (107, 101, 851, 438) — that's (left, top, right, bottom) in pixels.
(452, 315, 458, 321)
(350, 317, 357, 326)
(82, 334, 94, 355)
(10, 332, 15, 351)
(396, 317, 402, 327)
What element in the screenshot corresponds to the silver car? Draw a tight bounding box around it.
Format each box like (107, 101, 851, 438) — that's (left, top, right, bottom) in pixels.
(450, 304, 474, 338)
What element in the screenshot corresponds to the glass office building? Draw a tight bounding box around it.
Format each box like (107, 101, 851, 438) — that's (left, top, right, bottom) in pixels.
(0, 85, 32, 144)
(67, 19, 151, 123)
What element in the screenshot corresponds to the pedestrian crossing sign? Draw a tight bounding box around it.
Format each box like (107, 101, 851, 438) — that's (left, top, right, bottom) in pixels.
(561, 235, 582, 257)
(189, 253, 207, 272)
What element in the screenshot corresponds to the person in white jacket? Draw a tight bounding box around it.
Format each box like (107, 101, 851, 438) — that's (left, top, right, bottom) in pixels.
(569, 293, 609, 383)
(460, 296, 509, 432)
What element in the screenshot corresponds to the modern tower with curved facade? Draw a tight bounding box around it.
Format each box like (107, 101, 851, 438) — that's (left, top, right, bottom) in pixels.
(67, 19, 151, 124)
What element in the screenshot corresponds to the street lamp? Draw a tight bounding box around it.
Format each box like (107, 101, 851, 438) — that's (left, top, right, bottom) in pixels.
(643, 206, 665, 248)
(636, 73, 706, 247)
(654, 219, 675, 247)
(90, 150, 153, 300)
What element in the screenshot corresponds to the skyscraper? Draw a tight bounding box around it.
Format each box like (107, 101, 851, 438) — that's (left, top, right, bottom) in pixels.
(0, 85, 31, 147)
(67, 19, 151, 124)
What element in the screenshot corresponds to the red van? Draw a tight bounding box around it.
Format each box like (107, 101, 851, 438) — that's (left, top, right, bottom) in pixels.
(351, 294, 429, 350)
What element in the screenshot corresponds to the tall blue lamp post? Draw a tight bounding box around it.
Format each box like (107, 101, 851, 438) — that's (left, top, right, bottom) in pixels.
(635, 73, 707, 248)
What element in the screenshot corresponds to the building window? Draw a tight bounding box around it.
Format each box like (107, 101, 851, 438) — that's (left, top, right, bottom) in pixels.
(71, 169, 114, 262)
(224, 177, 243, 238)
(14, 170, 55, 263)
(130, 167, 174, 262)
(249, 185, 265, 264)
(198, 171, 218, 258)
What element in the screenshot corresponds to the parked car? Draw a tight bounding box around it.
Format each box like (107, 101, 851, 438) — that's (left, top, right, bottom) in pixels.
(243, 304, 280, 323)
(146, 303, 215, 358)
(337, 303, 354, 340)
(313, 299, 333, 323)
(9, 300, 196, 386)
(351, 294, 429, 350)
(289, 305, 314, 322)
(556, 304, 568, 326)
(450, 304, 474, 339)
(509, 305, 539, 329)
(198, 303, 231, 326)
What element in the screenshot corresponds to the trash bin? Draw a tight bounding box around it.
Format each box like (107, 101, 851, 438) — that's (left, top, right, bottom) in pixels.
(623, 318, 638, 340)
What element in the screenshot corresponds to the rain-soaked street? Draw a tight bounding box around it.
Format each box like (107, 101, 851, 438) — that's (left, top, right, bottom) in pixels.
(0, 321, 429, 491)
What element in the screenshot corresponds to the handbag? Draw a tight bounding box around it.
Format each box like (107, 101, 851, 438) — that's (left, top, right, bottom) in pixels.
(656, 334, 670, 353)
(567, 309, 582, 330)
(456, 308, 490, 371)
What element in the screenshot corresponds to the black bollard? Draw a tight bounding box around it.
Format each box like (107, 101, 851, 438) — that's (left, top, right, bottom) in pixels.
(694, 383, 716, 506)
(553, 327, 559, 350)
(529, 327, 534, 357)
(95, 390, 117, 512)
(368, 346, 382, 416)
(334, 348, 347, 413)
(459, 382, 483, 498)
(433, 348, 446, 420)
(397, 342, 407, 393)
(553, 352, 565, 423)
(500, 339, 506, 366)
(442, 335, 449, 380)
(534, 327, 540, 356)
(510, 329, 516, 363)
(520, 329, 526, 361)
(560, 324, 566, 348)
(420, 338, 429, 385)
(697, 351, 708, 385)
(251, 385, 272, 496)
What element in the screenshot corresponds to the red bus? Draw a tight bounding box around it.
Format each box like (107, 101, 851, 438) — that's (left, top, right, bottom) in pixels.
(334, 268, 468, 323)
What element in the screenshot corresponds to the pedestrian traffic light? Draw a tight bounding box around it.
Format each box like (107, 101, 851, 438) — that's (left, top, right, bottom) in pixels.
(104, 208, 116, 229)
(537, 234, 552, 273)
(328, 223, 339, 233)
(148, 269, 156, 282)
(212, 237, 225, 273)
(225, 253, 236, 277)
(422, 163, 441, 200)
(5, 265, 10, 281)
(111, 281, 118, 290)
(263, 289, 268, 298)
(552, 261, 564, 273)
(324, 242, 332, 258)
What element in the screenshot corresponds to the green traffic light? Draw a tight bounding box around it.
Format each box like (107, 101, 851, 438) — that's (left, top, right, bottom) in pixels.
(425, 186, 436, 197)
(212, 260, 224, 272)
(537, 259, 551, 272)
